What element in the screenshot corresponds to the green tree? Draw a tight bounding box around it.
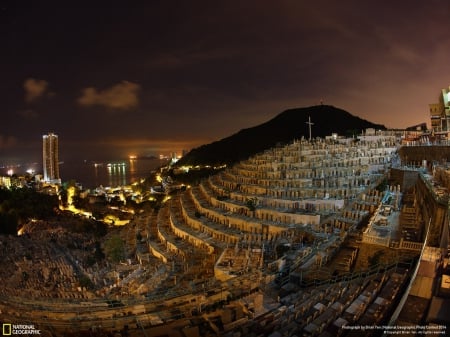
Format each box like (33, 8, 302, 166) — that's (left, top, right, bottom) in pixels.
(136, 232, 143, 242)
(368, 250, 384, 268)
(246, 197, 258, 216)
(94, 241, 105, 260)
(0, 187, 57, 234)
(104, 235, 126, 263)
(0, 212, 19, 235)
(376, 179, 388, 192)
(79, 274, 94, 289)
(59, 188, 68, 207)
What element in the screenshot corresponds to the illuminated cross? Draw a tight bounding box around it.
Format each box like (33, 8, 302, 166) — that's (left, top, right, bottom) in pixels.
(306, 116, 314, 141)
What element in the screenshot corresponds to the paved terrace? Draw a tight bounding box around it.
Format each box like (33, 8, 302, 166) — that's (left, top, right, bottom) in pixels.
(0, 134, 410, 335)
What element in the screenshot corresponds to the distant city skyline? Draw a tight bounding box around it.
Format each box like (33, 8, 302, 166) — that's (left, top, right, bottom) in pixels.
(1, 1, 450, 165)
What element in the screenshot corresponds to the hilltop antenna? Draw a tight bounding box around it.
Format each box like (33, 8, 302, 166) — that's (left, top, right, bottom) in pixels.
(306, 116, 314, 141)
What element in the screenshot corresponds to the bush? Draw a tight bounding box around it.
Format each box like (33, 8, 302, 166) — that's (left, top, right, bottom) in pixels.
(79, 275, 94, 289)
(104, 235, 125, 263)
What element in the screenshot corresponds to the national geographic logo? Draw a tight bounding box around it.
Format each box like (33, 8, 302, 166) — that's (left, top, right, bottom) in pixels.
(2, 324, 41, 335)
(2, 324, 11, 336)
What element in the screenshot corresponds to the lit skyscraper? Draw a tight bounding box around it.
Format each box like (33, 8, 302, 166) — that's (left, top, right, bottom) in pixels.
(42, 132, 60, 183)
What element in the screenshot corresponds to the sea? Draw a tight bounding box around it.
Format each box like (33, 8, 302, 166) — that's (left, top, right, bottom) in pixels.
(5, 157, 169, 189)
(59, 157, 169, 189)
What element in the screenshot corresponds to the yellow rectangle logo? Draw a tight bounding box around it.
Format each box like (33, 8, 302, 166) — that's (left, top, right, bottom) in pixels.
(2, 324, 11, 336)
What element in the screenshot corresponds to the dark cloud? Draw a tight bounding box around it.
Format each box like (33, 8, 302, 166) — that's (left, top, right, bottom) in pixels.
(77, 81, 141, 110)
(2, 1, 450, 165)
(23, 78, 49, 102)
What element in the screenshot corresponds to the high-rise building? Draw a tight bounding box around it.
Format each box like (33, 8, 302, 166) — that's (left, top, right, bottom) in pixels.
(42, 132, 60, 183)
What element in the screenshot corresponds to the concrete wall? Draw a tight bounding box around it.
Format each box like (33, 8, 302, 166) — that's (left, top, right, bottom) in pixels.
(389, 165, 447, 248)
(414, 176, 447, 247)
(398, 146, 450, 165)
(389, 168, 419, 192)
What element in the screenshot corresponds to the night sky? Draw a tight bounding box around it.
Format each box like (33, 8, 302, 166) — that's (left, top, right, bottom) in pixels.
(2, 1, 450, 165)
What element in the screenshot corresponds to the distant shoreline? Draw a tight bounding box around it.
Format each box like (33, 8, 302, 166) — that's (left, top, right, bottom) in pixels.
(59, 157, 168, 189)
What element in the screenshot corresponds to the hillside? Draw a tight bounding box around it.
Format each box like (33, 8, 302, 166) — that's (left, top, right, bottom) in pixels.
(177, 105, 386, 166)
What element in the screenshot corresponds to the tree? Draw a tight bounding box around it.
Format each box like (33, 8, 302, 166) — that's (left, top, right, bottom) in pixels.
(79, 274, 94, 289)
(59, 188, 68, 207)
(136, 232, 142, 242)
(94, 241, 105, 260)
(246, 197, 258, 216)
(104, 235, 126, 263)
(0, 212, 19, 235)
(368, 250, 384, 268)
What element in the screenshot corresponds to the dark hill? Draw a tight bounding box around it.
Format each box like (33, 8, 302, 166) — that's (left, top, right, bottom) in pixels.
(177, 105, 386, 166)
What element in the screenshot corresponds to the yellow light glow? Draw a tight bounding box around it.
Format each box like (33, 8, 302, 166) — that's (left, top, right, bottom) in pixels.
(67, 186, 76, 206)
(103, 214, 129, 226)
